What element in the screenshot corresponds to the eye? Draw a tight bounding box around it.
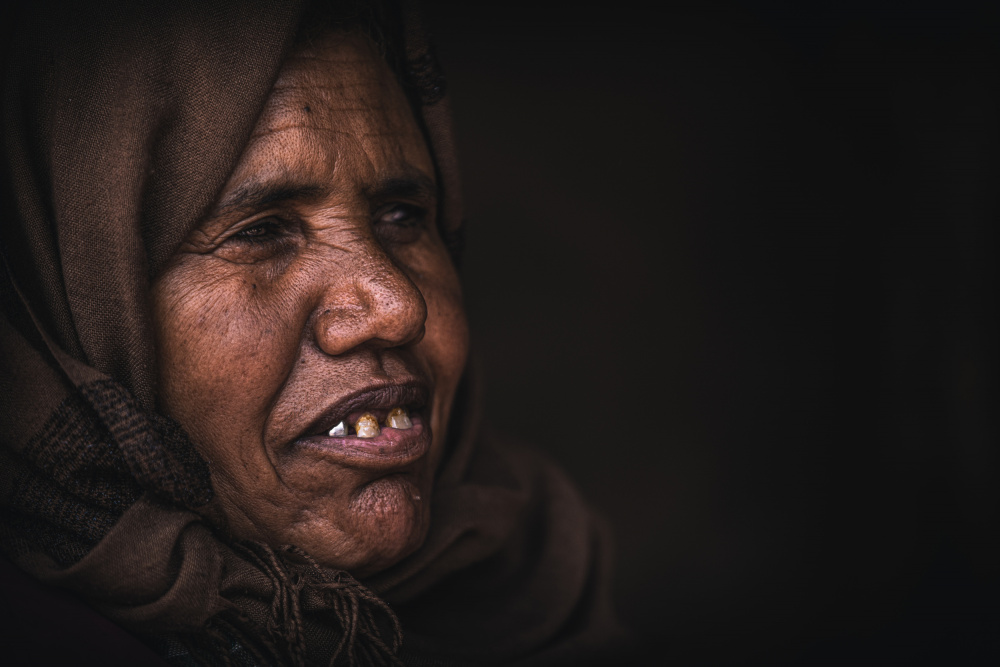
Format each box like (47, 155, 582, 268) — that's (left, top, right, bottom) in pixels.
(374, 203, 428, 245)
(231, 217, 286, 243)
(379, 204, 424, 227)
(214, 216, 299, 264)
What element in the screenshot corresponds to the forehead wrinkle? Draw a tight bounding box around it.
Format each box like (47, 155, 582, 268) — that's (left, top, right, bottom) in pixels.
(290, 31, 383, 63)
(285, 55, 379, 70)
(239, 126, 331, 176)
(287, 54, 361, 62)
(249, 126, 352, 140)
(270, 79, 380, 93)
(228, 31, 433, 215)
(277, 55, 383, 93)
(260, 91, 397, 140)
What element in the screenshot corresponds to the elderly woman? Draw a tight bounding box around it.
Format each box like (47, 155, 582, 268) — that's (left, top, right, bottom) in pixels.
(0, 0, 627, 665)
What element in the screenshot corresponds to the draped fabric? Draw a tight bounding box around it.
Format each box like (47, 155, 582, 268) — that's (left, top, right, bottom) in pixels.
(0, 1, 628, 664)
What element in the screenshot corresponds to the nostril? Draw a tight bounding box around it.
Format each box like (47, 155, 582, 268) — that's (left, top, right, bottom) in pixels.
(312, 268, 427, 356)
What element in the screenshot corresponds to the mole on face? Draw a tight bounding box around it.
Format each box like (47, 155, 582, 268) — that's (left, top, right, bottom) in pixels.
(151, 30, 469, 576)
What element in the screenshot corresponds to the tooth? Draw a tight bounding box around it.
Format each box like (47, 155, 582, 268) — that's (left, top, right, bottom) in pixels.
(328, 421, 347, 437)
(385, 407, 412, 430)
(354, 413, 381, 439)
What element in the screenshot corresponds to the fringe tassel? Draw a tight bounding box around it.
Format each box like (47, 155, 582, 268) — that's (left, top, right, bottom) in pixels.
(229, 542, 403, 667)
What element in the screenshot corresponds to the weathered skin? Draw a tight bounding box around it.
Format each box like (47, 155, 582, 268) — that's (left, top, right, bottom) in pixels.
(151, 30, 469, 577)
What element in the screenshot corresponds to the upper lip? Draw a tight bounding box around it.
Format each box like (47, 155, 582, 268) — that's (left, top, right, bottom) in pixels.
(296, 380, 430, 440)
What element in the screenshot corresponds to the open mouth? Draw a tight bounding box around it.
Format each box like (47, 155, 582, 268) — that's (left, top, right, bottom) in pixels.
(293, 381, 432, 470)
(327, 405, 416, 438)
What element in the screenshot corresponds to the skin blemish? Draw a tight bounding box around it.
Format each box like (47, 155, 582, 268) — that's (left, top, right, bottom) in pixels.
(149, 30, 468, 576)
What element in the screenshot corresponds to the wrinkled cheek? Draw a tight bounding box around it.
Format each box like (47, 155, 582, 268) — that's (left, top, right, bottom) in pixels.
(151, 268, 303, 457)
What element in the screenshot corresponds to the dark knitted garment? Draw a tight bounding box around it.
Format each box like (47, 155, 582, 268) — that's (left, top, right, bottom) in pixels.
(0, 1, 630, 665)
(0, 372, 405, 666)
(2, 379, 212, 566)
(2, 385, 144, 566)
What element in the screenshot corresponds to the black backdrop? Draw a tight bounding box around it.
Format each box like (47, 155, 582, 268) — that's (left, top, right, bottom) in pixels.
(422, 1, 998, 664)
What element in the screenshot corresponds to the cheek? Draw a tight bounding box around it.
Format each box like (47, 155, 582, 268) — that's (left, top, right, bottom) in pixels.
(151, 264, 304, 452)
(415, 254, 469, 407)
(420, 268, 468, 474)
(424, 288, 469, 381)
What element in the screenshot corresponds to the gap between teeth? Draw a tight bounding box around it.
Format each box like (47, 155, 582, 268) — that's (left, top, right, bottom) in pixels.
(327, 406, 413, 438)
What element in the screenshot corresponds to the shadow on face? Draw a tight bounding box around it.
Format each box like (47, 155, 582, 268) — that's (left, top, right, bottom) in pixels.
(151, 29, 469, 576)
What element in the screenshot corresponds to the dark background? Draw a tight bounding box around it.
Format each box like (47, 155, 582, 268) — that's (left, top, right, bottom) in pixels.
(423, 1, 998, 664)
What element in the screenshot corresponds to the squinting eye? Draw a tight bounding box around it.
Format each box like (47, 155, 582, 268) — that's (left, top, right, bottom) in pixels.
(379, 204, 424, 227)
(375, 204, 427, 245)
(213, 216, 299, 264)
(232, 218, 284, 243)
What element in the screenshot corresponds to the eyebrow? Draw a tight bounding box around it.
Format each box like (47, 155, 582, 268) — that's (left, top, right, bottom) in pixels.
(365, 174, 437, 205)
(213, 182, 325, 217)
(212, 172, 438, 218)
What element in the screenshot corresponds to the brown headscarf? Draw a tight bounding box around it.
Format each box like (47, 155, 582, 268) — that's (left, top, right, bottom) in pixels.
(0, 1, 627, 664)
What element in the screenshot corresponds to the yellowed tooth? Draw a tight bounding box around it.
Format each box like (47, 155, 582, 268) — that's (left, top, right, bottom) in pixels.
(354, 413, 380, 439)
(385, 407, 413, 430)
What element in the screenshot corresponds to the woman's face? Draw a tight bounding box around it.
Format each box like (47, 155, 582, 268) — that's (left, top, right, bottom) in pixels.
(151, 31, 468, 576)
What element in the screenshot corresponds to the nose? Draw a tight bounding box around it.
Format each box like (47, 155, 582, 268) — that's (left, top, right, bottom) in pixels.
(312, 247, 427, 357)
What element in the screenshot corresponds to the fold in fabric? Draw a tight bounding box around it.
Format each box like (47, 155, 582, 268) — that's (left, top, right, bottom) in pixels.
(1, 1, 629, 664)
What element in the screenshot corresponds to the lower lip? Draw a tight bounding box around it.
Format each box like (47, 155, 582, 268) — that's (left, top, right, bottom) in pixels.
(294, 414, 431, 470)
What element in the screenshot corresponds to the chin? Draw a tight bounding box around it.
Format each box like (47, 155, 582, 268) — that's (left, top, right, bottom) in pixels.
(281, 474, 431, 577)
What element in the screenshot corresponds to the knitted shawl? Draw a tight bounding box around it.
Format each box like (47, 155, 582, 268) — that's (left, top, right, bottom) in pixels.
(0, 1, 626, 664)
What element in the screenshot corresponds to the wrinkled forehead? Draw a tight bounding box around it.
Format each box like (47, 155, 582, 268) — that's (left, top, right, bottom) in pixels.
(270, 31, 401, 118)
(232, 30, 432, 185)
